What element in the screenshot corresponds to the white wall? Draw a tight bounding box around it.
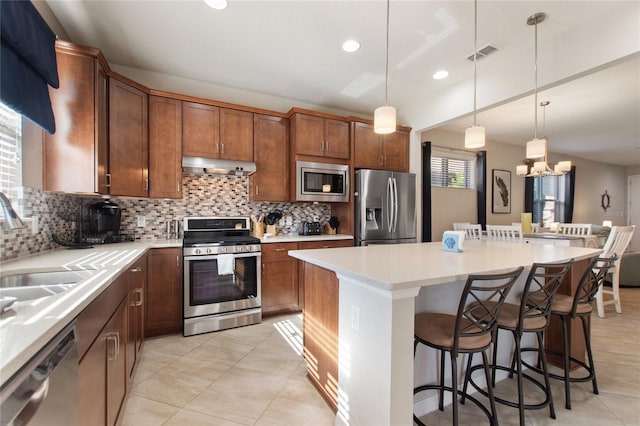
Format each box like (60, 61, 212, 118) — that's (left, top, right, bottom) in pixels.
(420, 128, 629, 240)
(420, 128, 526, 241)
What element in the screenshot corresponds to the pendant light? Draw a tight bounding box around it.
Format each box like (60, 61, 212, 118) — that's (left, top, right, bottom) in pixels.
(374, 0, 396, 134)
(517, 12, 571, 176)
(464, 0, 485, 149)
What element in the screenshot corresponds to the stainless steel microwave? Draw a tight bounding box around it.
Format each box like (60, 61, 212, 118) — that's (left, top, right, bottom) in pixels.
(295, 161, 349, 202)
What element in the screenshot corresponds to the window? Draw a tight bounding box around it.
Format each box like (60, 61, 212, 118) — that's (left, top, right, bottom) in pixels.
(431, 148, 476, 189)
(0, 102, 23, 214)
(532, 175, 569, 225)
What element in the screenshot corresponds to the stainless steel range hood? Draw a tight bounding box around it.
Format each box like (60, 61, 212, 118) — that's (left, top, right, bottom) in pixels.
(182, 156, 256, 176)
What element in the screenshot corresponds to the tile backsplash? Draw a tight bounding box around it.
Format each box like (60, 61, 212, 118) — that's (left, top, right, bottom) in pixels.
(1, 174, 332, 261)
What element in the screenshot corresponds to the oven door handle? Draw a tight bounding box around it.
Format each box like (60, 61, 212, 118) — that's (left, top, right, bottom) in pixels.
(183, 252, 261, 262)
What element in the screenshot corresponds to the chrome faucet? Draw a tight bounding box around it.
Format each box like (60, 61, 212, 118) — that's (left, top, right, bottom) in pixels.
(0, 191, 25, 229)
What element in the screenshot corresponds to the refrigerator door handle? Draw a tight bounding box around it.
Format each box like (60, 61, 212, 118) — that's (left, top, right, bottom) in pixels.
(392, 177, 399, 232)
(387, 177, 394, 231)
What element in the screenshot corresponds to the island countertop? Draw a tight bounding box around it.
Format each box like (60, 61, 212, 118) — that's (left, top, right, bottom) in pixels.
(289, 240, 601, 292)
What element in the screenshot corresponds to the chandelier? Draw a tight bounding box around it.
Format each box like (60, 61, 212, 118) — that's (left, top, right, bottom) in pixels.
(516, 12, 571, 177)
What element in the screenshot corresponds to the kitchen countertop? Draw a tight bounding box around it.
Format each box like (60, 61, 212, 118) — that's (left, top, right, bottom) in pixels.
(259, 233, 353, 243)
(0, 239, 181, 387)
(289, 240, 601, 292)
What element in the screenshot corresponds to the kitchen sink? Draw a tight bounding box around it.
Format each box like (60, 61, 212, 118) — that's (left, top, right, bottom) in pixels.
(0, 269, 100, 305)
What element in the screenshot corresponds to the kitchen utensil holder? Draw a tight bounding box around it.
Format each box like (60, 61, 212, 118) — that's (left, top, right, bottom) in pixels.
(253, 223, 264, 238)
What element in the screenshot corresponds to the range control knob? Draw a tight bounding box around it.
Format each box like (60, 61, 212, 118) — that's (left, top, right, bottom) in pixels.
(195, 248, 202, 255)
(220, 247, 227, 253)
(206, 248, 213, 254)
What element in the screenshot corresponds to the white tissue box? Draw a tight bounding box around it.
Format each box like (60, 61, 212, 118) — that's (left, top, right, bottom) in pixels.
(442, 231, 465, 252)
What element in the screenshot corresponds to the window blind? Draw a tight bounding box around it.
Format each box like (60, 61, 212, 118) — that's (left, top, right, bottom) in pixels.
(0, 103, 23, 213)
(431, 148, 476, 189)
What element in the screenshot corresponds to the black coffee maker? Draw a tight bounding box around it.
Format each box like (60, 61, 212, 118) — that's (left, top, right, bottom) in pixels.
(88, 200, 121, 240)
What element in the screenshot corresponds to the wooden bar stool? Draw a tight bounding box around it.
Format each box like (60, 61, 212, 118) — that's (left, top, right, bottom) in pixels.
(526, 255, 617, 409)
(413, 267, 524, 426)
(462, 259, 574, 426)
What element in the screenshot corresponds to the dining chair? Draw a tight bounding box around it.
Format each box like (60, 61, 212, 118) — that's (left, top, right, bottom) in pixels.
(596, 225, 636, 317)
(486, 224, 523, 243)
(558, 223, 592, 235)
(462, 259, 574, 426)
(453, 223, 483, 240)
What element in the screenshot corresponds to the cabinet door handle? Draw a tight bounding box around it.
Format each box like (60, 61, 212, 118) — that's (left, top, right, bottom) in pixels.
(145, 179, 149, 190)
(275, 248, 286, 252)
(322, 245, 331, 248)
(106, 333, 119, 361)
(325, 141, 329, 152)
(255, 185, 259, 196)
(177, 181, 181, 192)
(135, 288, 144, 306)
(216, 143, 220, 154)
(176, 255, 180, 268)
(131, 266, 142, 272)
(221, 143, 225, 154)
(106, 173, 112, 187)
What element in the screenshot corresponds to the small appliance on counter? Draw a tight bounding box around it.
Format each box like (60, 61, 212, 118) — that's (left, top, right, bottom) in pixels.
(85, 200, 132, 244)
(299, 221, 322, 236)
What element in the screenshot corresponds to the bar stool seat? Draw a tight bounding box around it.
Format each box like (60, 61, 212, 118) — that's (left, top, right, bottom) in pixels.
(463, 260, 575, 426)
(413, 267, 524, 426)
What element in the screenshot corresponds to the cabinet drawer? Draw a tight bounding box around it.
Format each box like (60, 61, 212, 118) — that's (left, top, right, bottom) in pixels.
(262, 242, 298, 260)
(298, 240, 353, 250)
(77, 273, 128, 360)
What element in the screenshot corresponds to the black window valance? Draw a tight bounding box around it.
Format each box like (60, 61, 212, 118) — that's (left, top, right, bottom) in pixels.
(1, 0, 59, 134)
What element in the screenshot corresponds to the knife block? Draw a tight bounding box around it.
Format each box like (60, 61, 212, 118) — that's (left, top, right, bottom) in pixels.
(252, 222, 264, 238)
(266, 224, 276, 235)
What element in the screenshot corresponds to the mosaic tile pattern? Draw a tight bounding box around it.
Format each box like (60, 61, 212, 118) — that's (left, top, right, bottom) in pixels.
(1, 175, 332, 261)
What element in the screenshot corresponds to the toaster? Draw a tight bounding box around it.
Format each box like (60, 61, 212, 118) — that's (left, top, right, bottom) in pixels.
(299, 221, 322, 236)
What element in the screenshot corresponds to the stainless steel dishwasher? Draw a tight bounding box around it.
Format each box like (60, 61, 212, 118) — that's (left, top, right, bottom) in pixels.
(0, 322, 78, 426)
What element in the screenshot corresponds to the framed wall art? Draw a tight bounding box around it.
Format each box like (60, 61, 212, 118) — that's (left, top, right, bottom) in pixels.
(492, 169, 511, 213)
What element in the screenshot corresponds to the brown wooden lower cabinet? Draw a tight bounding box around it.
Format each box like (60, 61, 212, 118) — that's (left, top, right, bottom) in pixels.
(302, 262, 339, 413)
(78, 289, 128, 426)
(127, 256, 146, 380)
(261, 239, 353, 316)
(261, 242, 299, 315)
(146, 248, 182, 336)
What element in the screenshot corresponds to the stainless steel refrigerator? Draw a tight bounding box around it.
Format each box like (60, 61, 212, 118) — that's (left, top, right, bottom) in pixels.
(354, 169, 417, 246)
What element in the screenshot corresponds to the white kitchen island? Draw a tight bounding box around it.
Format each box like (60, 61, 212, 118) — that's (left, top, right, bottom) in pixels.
(289, 240, 601, 426)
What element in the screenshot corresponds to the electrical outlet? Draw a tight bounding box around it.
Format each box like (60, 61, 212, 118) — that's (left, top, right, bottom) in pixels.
(31, 216, 39, 234)
(351, 305, 360, 333)
(136, 215, 146, 227)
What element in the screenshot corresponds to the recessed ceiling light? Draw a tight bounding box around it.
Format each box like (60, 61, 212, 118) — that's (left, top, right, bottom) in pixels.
(342, 40, 361, 53)
(205, 0, 228, 10)
(432, 70, 449, 80)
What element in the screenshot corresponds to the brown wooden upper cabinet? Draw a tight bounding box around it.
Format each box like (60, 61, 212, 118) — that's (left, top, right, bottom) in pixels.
(251, 114, 289, 202)
(44, 42, 109, 194)
(109, 77, 149, 197)
(149, 96, 182, 198)
(291, 113, 349, 159)
(353, 122, 409, 172)
(182, 102, 254, 162)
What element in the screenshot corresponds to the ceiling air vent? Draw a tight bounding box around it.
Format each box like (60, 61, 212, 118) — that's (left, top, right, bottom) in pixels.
(466, 44, 498, 61)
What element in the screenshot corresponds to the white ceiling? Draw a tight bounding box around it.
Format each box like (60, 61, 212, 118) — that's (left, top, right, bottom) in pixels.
(44, 0, 640, 167)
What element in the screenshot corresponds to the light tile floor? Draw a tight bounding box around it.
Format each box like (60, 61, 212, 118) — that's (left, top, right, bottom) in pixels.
(122, 288, 640, 425)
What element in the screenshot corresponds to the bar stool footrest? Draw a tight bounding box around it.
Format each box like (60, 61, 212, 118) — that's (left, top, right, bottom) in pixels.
(521, 348, 597, 386)
(466, 362, 554, 413)
(414, 384, 496, 426)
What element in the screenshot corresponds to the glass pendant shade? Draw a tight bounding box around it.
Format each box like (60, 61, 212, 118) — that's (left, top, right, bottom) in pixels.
(556, 160, 572, 172)
(374, 105, 396, 134)
(526, 137, 547, 159)
(464, 125, 485, 149)
(533, 161, 546, 173)
(516, 165, 529, 176)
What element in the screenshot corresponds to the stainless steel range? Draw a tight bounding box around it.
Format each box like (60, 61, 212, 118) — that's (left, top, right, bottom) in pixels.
(182, 216, 261, 336)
